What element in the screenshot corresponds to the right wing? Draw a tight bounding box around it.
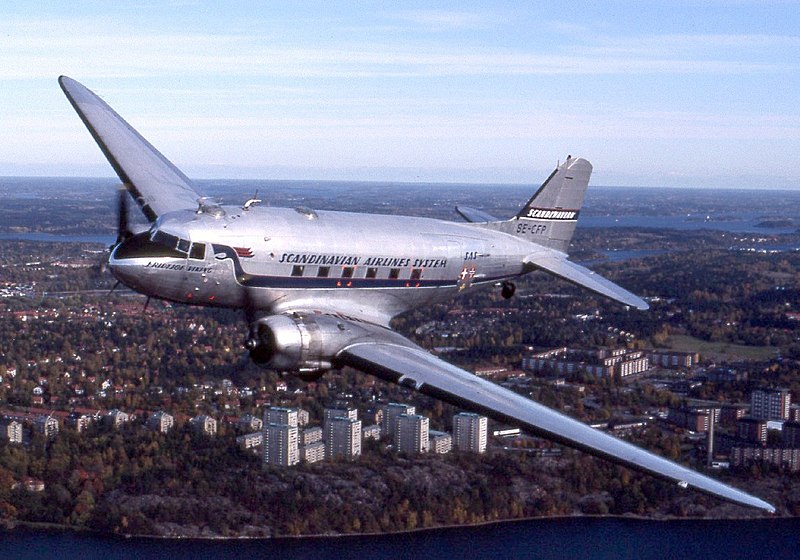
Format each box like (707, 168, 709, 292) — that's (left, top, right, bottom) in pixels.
(455, 206, 500, 223)
(59, 76, 201, 221)
(333, 321, 774, 513)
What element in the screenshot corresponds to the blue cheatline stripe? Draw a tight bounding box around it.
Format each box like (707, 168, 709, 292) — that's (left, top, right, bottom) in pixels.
(211, 244, 508, 290)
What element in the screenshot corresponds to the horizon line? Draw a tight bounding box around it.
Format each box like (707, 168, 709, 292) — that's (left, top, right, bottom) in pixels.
(1, 174, 799, 192)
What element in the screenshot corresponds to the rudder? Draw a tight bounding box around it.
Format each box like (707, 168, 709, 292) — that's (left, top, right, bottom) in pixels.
(498, 156, 592, 253)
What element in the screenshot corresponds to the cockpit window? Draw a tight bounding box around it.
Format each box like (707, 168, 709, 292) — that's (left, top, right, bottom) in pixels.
(148, 230, 190, 258)
(153, 230, 179, 250)
(152, 230, 197, 257)
(189, 243, 205, 260)
(115, 231, 184, 259)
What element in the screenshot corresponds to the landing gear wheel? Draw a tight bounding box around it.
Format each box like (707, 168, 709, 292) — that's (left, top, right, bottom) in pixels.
(501, 281, 516, 299)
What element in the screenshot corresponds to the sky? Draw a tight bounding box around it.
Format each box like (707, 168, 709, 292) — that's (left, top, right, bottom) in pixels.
(1, 1, 798, 188)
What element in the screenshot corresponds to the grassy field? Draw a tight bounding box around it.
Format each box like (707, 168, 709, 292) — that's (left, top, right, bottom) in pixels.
(666, 334, 778, 362)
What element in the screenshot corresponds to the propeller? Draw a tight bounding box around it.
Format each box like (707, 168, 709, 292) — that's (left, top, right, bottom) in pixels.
(100, 186, 132, 276)
(116, 186, 132, 245)
(242, 277, 275, 365)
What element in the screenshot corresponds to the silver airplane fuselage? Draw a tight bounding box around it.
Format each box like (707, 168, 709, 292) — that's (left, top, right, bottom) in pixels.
(110, 204, 534, 325)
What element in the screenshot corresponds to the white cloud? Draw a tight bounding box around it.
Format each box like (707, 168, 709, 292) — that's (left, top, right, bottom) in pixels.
(586, 33, 800, 57)
(391, 9, 501, 31)
(2, 7, 798, 186)
(4, 14, 795, 82)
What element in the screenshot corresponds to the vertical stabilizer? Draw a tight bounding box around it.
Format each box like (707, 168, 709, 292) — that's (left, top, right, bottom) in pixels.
(516, 156, 591, 220)
(483, 156, 592, 253)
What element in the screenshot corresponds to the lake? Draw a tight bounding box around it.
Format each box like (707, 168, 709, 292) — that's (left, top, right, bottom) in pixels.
(1, 517, 798, 560)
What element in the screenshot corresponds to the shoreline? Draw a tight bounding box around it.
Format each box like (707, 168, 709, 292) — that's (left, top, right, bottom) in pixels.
(1, 511, 786, 542)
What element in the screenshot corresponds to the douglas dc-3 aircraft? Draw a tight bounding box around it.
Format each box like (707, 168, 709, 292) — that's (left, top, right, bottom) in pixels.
(59, 76, 774, 513)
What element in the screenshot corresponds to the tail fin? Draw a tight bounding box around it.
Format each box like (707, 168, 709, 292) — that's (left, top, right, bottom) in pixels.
(496, 156, 592, 253)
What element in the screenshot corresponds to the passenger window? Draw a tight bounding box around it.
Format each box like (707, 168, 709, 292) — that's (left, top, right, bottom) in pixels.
(389, 268, 400, 279)
(410, 268, 422, 280)
(341, 267, 354, 278)
(291, 265, 305, 277)
(317, 266, 330, 278)
(366, 267, 378, 279)
(189, 243, 205, 260)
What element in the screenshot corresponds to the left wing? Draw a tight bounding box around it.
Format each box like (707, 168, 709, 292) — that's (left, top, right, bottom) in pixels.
(59, 76, 201, 221)
(525, 251, 649, 310)
(333, 321, 774, 512)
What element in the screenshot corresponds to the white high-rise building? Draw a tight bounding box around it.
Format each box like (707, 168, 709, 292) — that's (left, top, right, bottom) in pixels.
(324, 406, 357, 428)
(34, 415, 59, 439)
(191, 415, 217, 436)
(301, 441, 326, 463)
(326, 417, 362, 460)
(263, 423, 299, 466)
(429, 430, 453, 454)
(751, 388, 791, 420)
(265, 406, 299, 427)
(381, 403, 415, 438)
(395, 414, 429, 454)
(301, 426, 323, 446)
(238, 413, 263, 432)
(147, 411, 174, 433)
(2, 420, 22, 444)
(297, 409, 310, 427)
(453, 412, 488, 453)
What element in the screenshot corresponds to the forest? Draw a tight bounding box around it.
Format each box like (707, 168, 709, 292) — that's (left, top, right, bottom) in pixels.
(2, 223, 800, 535)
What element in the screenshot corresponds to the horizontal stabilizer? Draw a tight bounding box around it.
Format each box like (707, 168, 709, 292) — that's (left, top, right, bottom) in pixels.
(455, 206, 500, 223)
(525, 253, 649, 310)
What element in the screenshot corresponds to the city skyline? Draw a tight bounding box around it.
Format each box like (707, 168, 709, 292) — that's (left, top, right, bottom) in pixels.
(1, 1, 798, 188)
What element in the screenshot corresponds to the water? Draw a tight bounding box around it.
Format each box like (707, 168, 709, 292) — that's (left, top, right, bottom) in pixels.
(600, 249, 671, 263)
(0, 232, 114, 245)
(579, 214, 798, 234)
(3, 177, 800, 236)
(1, 517, 797, 560)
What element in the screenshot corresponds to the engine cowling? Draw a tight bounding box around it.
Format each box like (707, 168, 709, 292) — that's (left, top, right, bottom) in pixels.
(246, 313, 370, 375)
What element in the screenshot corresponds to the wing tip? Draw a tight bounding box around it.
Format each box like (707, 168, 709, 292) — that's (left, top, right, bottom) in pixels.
(733, 492, 776, 514)
(733, 495, 776, 514)
(58, 75, 76, 93)
(58, 75, 94, 108)
(683, 480, 775, 513)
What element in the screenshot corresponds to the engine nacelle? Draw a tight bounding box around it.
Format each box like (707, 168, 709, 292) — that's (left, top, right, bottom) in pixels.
(246, 313, 370, 374)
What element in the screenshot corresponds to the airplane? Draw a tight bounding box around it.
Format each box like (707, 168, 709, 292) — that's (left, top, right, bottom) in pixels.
(58, 75, 774, 513)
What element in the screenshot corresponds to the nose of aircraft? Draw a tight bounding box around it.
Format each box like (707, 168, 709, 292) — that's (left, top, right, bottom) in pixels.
(108, 247, 143, 291)
(107, 232, 160, 293)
